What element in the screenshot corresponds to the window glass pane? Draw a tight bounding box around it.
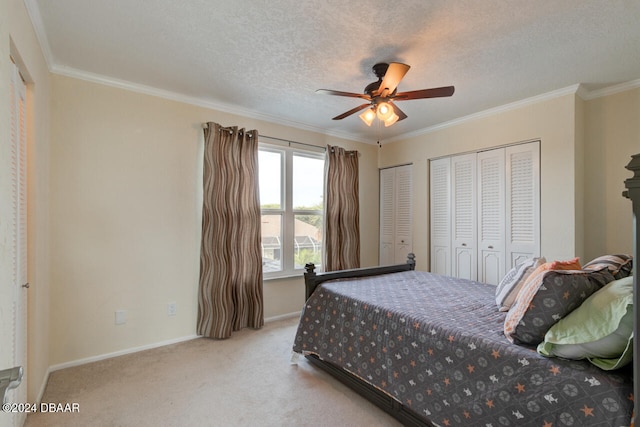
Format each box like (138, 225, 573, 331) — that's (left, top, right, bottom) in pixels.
(293, 154, 324, 210)
(259, 150, 282, 209)
(294, 214, 323, 270)
(261, 214, 282, 272)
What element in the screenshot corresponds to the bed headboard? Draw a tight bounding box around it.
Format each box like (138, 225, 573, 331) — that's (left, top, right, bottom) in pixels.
(623, 153, 639, 423)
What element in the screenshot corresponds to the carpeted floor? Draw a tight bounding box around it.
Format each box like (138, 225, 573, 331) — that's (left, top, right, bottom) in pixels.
(25, 317, 401, 426)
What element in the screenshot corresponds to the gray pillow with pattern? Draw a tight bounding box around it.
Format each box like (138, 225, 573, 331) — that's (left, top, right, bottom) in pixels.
(504, 268, 615, 345)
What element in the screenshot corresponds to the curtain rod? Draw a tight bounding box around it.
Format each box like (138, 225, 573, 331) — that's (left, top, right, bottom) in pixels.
(201, 123, 325, 151)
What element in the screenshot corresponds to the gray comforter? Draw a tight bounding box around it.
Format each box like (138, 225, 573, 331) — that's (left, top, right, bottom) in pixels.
(293, 270, 633, 426)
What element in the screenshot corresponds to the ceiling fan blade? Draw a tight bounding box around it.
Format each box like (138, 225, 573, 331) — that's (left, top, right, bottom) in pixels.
(332, 103, 371, 120)
(394, 86, 455, 100)
(316, 89, 371, 100)
(391, 103, 408, 121)
(374, 62, 410, 97)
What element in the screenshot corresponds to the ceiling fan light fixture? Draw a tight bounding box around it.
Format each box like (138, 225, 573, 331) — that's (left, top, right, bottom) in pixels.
(384, 112, 399, 127)
(376, 102, 393, 121)
(317, 62, 454, 127)
(359, 108, 375, 126)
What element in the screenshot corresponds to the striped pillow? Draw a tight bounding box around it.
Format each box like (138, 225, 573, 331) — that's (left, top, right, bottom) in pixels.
(582, 254, 633, 279)
(495, 257, 546, 311)
(504, 268, 614, 345)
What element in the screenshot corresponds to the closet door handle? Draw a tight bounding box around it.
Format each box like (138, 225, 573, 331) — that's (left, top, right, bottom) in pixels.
(461, 243, 466, 247)
(488, 245, 494, 249)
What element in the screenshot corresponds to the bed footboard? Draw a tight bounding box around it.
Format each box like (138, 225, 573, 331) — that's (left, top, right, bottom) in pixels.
(301, 254, 430, 426)
(303, 253, 416, 300)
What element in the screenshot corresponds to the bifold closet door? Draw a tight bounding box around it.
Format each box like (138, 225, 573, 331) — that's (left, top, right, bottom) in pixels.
(505, 142, 540, 266)
(429, 158, 451, 275)
(380, 165, 413, 266)
(394, 165, 413, 264)
(429, 141, 539, 284)
(451, 153, 477, 280)
(379, 167, 395, 265)
(477, 149, 506, 285)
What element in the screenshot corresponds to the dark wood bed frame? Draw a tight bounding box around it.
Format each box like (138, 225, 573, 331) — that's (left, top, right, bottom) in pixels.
(623, 153, 639, 425)
(303, 253, 433, 426)
(302, 154, 639, 427)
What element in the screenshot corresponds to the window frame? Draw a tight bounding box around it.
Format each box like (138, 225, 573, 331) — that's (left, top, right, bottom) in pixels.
(259, 142, 325, 279)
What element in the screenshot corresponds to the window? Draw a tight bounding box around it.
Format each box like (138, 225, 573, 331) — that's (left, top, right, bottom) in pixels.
(259, 143, 324, 278)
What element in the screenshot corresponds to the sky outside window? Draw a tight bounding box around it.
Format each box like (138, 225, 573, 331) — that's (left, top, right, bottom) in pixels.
(293, 154, 324, 209)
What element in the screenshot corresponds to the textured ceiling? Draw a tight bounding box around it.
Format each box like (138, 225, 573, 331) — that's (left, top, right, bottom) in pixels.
(26, 0, 640, 143)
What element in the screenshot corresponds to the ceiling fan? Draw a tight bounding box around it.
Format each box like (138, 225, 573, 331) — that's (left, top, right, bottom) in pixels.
(317, 62, 454, 127)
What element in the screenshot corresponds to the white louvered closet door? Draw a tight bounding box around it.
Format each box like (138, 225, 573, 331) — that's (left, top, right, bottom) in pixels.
(429, 158, 451, 275)
(379, 165, 413, 266)
(477, 149, 506, 285)
(429, 142, 539, 284)
(394, 165, 413, 264)
(451, 153, 477, 280)
(10, 60, 28, 425)
(379, 168, 396, 265)
(506, 142, 540, 266)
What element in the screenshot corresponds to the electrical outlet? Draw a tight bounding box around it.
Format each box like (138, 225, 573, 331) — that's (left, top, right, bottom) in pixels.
(168, 302, 177, 316)
(115, 310, 126, 325)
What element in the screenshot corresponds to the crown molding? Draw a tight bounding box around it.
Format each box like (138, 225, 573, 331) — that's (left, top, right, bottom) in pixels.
(388, 84, 583, 142)
(50, 64, 371, 144)
(45, 62, 640, 146)
(22, 0, 639, 146)
(23, 1, 367, 144)
(580, 78, 640, 100)
(24, 0, 55, 69)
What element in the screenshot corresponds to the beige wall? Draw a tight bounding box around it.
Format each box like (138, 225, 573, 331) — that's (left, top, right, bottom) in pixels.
(380, 92, 581, 269)
(379, 86, 639, 272)
(3, 0, 638, 402)
(55, 76, 634, 366)
(1, 0, 52, 406)
(584, 87, 640, 259)
(48, 74, 379, 366)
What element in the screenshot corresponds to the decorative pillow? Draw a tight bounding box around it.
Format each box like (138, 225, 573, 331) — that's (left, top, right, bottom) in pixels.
(582, 254, 633, 279)
(537, 276, 634, 370)
(530, 257, 582, 276)
(495, 257, 546, 311)
(503, 268, 614, 345)
(512, 257, 583, 291)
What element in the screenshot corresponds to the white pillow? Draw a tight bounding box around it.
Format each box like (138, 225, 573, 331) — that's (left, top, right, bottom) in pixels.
(495, 257, 545, 311)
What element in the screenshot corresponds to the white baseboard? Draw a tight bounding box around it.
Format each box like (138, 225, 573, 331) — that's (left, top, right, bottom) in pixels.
(36, 314, 300, 401)
(48, 334, 199, 373)
(264, 311, 300, 323)
(47, 315, 300, 374)
(35, 368, 50, 404)
(35, 335, 197, 402)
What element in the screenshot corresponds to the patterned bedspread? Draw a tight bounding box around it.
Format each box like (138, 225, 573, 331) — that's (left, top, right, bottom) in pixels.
(292, 270, 634, 427)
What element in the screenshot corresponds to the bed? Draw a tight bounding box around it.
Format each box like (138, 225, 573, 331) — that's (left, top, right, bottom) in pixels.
(292, 153, 639, 427)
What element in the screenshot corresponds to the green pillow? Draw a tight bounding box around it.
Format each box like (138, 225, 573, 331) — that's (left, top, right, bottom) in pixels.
(537, 275, 634, 370)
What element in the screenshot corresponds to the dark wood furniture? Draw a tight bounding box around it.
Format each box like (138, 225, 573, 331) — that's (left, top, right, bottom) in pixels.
(303, 254, 432, 426)
(300, 153, 639, 426)
(622, 153, 639, 424)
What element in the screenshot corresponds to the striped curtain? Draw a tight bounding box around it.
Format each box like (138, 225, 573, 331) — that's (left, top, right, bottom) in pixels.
(323, 145, 360, 271)
(198, 122, 264, 339)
